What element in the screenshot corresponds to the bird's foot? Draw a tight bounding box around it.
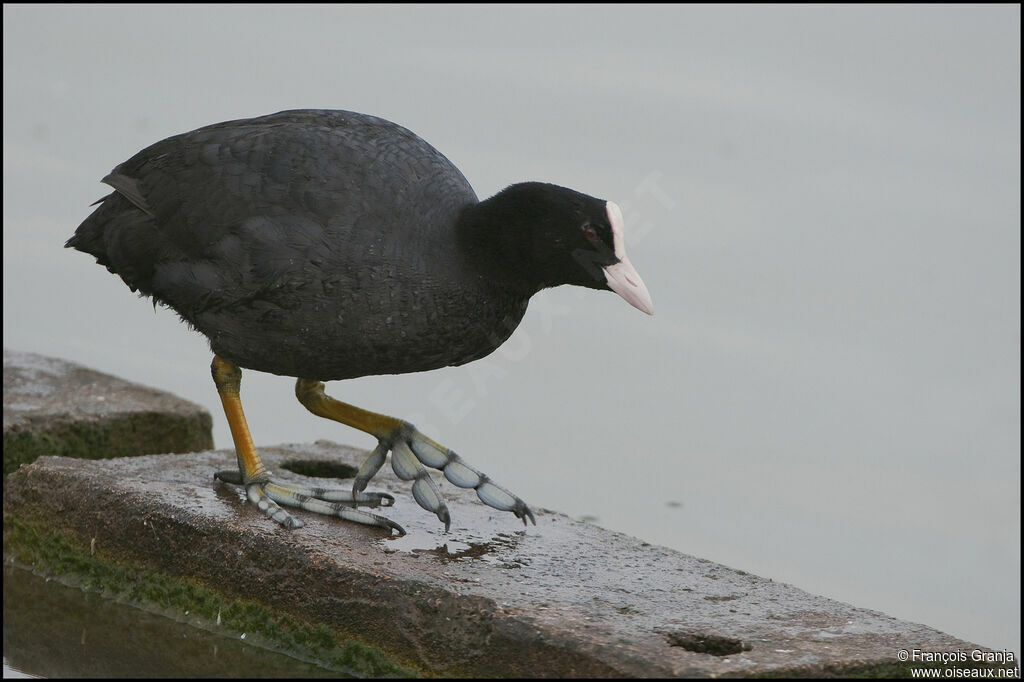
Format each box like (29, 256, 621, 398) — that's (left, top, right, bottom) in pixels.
(214, 470, 405, 535)
(355, 422, 536, 531)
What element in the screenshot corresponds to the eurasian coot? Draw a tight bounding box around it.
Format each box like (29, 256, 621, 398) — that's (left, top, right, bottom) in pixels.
(67, 109, 653, 535)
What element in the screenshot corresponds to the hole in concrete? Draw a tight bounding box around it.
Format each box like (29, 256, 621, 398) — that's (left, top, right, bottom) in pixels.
(664, 631, 751, 656)
(280, 459, 357, 479)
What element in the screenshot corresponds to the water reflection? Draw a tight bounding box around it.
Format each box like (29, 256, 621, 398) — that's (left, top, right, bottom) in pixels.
(2, 565, 342, 678)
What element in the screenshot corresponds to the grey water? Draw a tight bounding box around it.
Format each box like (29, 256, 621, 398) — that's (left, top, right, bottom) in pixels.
(1, 565, 341, 678)
(3, 4, 1020, 676)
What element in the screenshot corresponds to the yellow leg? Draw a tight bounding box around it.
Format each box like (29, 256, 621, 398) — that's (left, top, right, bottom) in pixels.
(212, 355, 269, 484)
(294, 378, 404, 439)
(294, 378, 535, 529)
(210, 357, 404, 533)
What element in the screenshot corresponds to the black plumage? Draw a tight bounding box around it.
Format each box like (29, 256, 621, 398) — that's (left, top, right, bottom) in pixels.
(69, 110, 644, 380)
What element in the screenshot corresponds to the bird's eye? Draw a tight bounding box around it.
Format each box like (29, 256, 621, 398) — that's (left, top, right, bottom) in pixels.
(582, 223, 599, 243)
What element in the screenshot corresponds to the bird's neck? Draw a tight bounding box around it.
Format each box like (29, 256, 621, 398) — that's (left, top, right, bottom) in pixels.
(456, 195, 550, 296)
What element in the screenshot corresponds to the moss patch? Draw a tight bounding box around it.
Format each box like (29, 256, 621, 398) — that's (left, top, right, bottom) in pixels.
(3, 412, 213, 480)
(2, 515, 418, 678)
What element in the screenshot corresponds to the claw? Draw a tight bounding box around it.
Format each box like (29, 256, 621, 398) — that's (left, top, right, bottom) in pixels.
(284, 484, 395, 508)
(407, 432, 537, 526)
(246, 483, 304, 529)
(353, 441, 388, 495)
(392, 440, 451, 529)
(475, 479, 536, 526)
(411, 478, 451, 531)
(215, 470, 403, 535)
(367, 425, 537, 528)
(265, 483, 405, 535)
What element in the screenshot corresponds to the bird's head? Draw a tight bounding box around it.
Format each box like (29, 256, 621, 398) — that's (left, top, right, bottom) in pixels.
(467, 182, 653, 315)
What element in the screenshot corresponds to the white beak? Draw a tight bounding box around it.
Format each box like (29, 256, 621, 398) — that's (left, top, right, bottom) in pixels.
(604, 257, 653, 315)
(603, 201, 653, 315)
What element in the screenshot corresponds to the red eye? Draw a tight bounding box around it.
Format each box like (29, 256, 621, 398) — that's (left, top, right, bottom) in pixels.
(583, 225, 599, 243)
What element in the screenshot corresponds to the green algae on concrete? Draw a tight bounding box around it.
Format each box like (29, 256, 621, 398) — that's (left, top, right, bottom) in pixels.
(3, 413, 213, 480)
(2, 515, 418, 678)
(4, 565, 346, 678)
(3, 349, 213, 480)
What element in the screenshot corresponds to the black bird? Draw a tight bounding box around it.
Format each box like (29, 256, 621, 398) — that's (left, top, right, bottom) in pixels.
(67, 110, 653, 535)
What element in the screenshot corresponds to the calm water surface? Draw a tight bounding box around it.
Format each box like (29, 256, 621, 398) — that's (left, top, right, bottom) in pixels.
(1, 565, 342, 678)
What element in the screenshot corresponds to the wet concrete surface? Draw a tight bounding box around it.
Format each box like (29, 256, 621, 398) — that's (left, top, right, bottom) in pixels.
(3, 442, 1011, 677)
(2, 349, 213, 479)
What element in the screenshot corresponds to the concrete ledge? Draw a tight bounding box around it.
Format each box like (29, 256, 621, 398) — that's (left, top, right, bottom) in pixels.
(2, 354, 1014, 677)
(3, 444, 1010, 678)
(3, 349, 213, 479)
